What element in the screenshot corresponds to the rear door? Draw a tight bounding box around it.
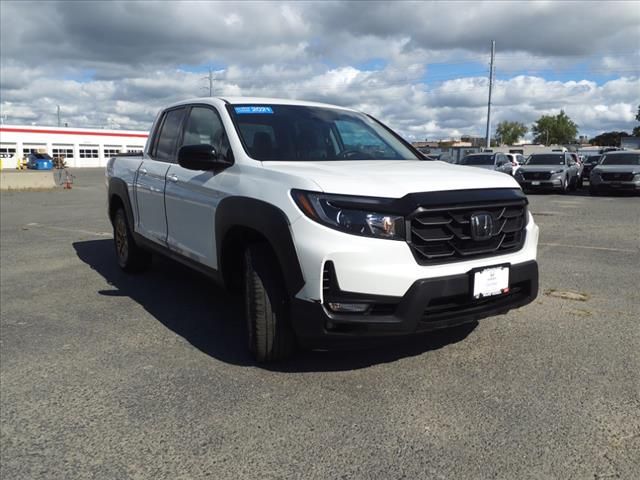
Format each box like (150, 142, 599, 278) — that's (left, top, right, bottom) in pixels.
(164, 105, 233, 268)
(135, 107, 186, 245)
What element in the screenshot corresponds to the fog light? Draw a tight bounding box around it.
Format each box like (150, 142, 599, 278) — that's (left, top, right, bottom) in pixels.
(327, 302, 370, 313)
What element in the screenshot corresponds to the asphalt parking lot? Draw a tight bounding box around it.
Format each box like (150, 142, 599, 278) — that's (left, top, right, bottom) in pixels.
(1, 169, 638, 479)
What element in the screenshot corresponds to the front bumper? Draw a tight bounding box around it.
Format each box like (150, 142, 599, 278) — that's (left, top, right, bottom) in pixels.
(590, 179, 640, 192)
(292, 260, 538, 347)
(517, 178, 563, 189)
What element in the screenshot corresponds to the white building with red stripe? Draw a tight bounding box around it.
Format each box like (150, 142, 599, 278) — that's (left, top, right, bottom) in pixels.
(0, 124, 149, 168)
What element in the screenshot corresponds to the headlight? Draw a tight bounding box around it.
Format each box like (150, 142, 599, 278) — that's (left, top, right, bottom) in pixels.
(291, 190, 405, 240)
(549, 169, 565, 175)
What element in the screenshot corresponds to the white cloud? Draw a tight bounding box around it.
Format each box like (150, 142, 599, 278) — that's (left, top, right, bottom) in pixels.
(1, 1, 638, 139)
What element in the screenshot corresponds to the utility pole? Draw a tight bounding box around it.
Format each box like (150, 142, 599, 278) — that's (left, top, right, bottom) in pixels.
(57, 105, 61, 127)
(202, 68, 214, 97)
(485, 40, 495, 149)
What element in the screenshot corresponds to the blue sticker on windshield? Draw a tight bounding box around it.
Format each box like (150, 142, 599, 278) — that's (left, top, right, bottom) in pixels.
(234, 106, 274, 114)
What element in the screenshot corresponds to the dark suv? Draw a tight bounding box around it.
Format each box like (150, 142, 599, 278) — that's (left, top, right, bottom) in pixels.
(514, 152, 580, 193)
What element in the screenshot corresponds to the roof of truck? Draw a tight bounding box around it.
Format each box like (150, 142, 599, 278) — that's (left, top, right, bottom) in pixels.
(165, 96, 358, 112)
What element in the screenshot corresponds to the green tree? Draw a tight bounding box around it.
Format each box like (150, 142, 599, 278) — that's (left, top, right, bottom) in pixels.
(495, 121, 528, 145)
(633, 104, 640, 136)
(531, 110, 578, 145)
(588, 131, 630, 147)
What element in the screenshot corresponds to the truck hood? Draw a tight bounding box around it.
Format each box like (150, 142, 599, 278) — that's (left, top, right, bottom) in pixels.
(261, 160, 520, 197)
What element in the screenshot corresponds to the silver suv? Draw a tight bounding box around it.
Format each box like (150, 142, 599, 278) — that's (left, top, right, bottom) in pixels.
(514, 153, 580, 193)
(459, 152, 513, 175)
(589, 150, 640, 195)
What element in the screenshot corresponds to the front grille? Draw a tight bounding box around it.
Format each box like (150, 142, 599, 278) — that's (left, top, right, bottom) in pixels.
(602, 172, 634, 181)
(409, 201, 527, 265)
(523, 171, 551, 181)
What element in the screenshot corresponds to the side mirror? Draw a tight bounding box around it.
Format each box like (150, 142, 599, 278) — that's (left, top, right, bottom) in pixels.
(177, 144, 232, 171)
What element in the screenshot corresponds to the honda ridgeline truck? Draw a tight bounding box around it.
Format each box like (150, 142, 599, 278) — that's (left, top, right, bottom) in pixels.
(106, 97, 539, 362)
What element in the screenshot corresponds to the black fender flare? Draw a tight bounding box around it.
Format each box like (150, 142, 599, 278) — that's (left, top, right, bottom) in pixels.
(108, 177, 135, 229)
(215, 197, 305, 297)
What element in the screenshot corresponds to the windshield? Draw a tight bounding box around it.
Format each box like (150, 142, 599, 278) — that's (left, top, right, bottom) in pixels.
(586, 155, 601, 164)
(526, 154, 565, 165)
(600, 153, 640, 165)
(228, 104, 420, 161)
(460, 154, 494, 165)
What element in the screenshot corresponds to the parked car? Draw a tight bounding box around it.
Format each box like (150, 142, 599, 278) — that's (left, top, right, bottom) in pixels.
(568, 152, 584, 188)
(589, 150, 640, 195)
(458, 152, 513, 175)
(581, 154, 601, 179)
(505, 153, 526, 175)
(26, 152, 54, 170)
(106, 97, 539, 362)
(514, 152, 580, 193)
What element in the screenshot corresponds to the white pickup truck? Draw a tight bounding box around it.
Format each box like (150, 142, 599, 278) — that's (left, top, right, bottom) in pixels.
(106, 97, 539, 362)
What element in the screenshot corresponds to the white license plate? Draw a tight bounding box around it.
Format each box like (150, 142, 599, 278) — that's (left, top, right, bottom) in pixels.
(531, 181, 541, 185)
(473, 266, 510, 299)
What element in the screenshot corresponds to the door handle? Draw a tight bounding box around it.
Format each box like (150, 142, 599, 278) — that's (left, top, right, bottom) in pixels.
(139, 168, 148, 175)
(168, 174, 179, 183)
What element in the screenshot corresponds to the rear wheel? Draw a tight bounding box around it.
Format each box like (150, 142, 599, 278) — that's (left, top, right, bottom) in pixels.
(244, 243, 296, 362)
(113, 208, 151, 272)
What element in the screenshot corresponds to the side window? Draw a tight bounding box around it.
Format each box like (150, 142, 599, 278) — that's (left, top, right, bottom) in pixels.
(154, 108, 186, 162)
(182, 107, 223, 147)
(181, 106, 232, 161)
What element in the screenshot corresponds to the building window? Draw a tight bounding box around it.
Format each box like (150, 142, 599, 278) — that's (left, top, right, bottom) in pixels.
(0, 147, 17, 158)
(23, 147, 44, 156)
(103, 147, 122, 157)
(126, 145, 144, 154)
(52, 148, 74, 159)
(79, 147, 99, 158)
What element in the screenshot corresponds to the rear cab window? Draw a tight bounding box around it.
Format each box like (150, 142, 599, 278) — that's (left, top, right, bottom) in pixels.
(151, 108, 187, 162)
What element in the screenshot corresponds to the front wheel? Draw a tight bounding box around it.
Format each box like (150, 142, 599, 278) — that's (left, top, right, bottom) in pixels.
(113, 208, 151, 272)
(244, 243, 296, 362)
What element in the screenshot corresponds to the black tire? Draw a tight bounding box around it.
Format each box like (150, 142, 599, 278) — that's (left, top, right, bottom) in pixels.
(589, 185, 599, 196)
(244, 243, 296, 362)
(113, 208, 151, 272)
(577, 175, 584, 189)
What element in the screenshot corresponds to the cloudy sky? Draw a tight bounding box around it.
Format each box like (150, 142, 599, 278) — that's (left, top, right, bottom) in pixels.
(1, 0, 639, 141)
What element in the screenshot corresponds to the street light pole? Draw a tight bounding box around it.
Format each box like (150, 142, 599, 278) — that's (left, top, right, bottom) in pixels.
(485, 40, 495, 149)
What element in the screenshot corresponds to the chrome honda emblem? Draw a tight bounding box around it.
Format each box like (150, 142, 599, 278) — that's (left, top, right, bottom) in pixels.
(470, 212, 494, 241)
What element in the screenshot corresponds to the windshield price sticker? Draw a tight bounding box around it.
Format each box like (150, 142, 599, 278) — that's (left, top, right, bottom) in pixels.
(473, 266, 509, 299)
(234, 106, 274, 114)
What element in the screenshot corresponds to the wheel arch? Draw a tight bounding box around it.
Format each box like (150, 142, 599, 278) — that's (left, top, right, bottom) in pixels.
(108, 177, 135, 228)
(216, 197, 304, 297)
